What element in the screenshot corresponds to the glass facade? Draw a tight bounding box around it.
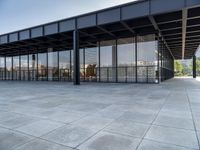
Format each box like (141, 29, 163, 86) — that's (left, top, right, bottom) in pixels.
(13, 56, 20, 80)
(0, 34, 174, 83)
(29, 54, 37, 81)
(21, 55, 28, 80)
(137, 35, 158, 83)
(117, 37, 136, 82)
(0, 57, 5, 80)
(100, 40, 117, 82)
(59, 50, 71, 81)
(158, 39, 174, 81)
(85, 47, 98, 82)
(48, 51, 58, 81)
(38, 53, 47, 81)
(6, 57, 12, 80)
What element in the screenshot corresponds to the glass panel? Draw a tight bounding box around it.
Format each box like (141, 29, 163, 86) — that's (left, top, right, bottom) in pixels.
(38, 53, 47, 81)
(117, 37, 136, 82)
(29, 54, 37, 81)
(137, 34, 158, 83)
(0, 57, 5, 80)
(100, 40, 116, 82)
(48, 51, 58, 81)
(13, 56, 20, 80)
(71, 50, 73, 80)
(85, 47, 98, 82)
(21, 55, 28, 80)
(80, 49, 85, 81)
(6, 57, 12, 80)
(59, 50, 71, 81)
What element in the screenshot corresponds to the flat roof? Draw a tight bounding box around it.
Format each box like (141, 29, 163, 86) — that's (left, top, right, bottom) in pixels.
(0, 0, 200, 59)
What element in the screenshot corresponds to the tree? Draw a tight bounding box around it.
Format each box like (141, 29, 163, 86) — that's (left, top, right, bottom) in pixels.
(175, 60, 183, 76)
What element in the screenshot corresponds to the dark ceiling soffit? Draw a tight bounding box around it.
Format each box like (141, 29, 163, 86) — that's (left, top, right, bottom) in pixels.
(0, 0, 200, 45)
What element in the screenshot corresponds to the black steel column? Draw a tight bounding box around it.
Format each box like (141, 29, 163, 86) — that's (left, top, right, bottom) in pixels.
(28, 52, 30, 81)
(193, 55, 196, 78)
(73, 29, 80, 85)
(4, 56, 6, 80)
(19, 54, 21, 81)
(115, 40, 118, 83)
(12, 56, 13, 80)
(83, 48, 85, 81)
(70, 50, 72, 81)
(57, 51, 60, 81)
(98, 41, 101, 82)
(46, 50, 48, 81)
(135, 36, 138, 83)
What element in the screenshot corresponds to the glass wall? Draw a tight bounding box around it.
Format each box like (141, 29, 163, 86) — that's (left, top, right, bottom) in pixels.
(80, 49, 85, 81)
(29, 54, 37, 81)
(85, 47, 98, 82)
(48, 51, 58, 81)
(0, 57, 5, 80)
(0, 34, 173, 83)
(59, 50, 71, 81)
(100, 40, 117, 82)
(6, 57, 12, 80)
(38, 53, 47, 81)
(21, 55, 28, 80)
(159, 40, 174, 81)
(137, 34, 158, 83)
(13, 56, 20, 80)
(117, 37, 136, 82)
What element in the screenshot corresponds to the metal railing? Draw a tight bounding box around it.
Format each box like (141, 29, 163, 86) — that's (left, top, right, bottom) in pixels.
(0, 66, 158, 83)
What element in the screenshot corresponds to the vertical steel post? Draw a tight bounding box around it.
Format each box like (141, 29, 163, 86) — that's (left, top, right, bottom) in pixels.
(98, 41, 101, 82)
(193, 55, 196, 78)
(19, 54, 21, 81)
(73, 29, 80, 85)
(12, 56, 13, 80)
(135, 36, 138, 83)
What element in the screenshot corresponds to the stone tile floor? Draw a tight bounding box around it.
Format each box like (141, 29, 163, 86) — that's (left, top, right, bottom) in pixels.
(0, 78, 199, 150)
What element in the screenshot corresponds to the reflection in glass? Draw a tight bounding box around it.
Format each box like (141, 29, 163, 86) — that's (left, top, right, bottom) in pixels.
(38, 53, 47, 81)
(100, 40, 117, 82)
(48, 51, 58, 81)
(21, 55, 28, 80)
(85, 47, 98, 82)
(137, 34, 158, 83)
(29, 54, 37, 81)
(80, 49, 85, 81)
(117, 38, 136, 82)
(0, 57, 5, 80)
(13, 56, 20, 80)
(6, 57, 12, 80)
(59, 50, 71, 81)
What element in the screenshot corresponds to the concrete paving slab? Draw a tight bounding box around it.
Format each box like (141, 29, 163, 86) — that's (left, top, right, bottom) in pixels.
(145, 125, 199, 149)
(78, 131, 141, 150)
(16, 120, 65, 137)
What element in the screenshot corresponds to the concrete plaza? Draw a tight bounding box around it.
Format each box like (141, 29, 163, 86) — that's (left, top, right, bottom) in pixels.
(0, 78, 199, 150)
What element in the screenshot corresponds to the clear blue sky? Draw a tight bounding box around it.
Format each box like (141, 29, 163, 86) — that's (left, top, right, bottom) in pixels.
(0, 0, 136, 35)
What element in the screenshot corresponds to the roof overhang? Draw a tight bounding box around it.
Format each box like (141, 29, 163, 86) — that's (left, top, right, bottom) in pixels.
(0, 0, 200, 59)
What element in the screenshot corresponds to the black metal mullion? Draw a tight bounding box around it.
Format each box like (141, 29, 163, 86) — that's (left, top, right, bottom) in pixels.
(57, 51, 60, 81)
(12, 56, 13, 80)
(135, 36, 138, 83)
(83, 48, 85, 81)
(46, 50, 48, 81)
(115, 39, 118, 83)
(98, 41, 101, 82)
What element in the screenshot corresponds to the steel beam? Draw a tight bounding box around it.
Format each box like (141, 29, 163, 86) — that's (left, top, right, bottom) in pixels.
(149, 15, 175, 60)
(182, 9, 188, 59)
(73, 30, 80, 85)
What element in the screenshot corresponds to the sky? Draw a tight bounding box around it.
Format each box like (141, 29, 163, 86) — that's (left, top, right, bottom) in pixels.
(0, 0, 136, 35)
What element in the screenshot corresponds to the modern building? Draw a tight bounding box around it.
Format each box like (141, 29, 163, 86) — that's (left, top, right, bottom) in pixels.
(0, 0, 199, 85)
